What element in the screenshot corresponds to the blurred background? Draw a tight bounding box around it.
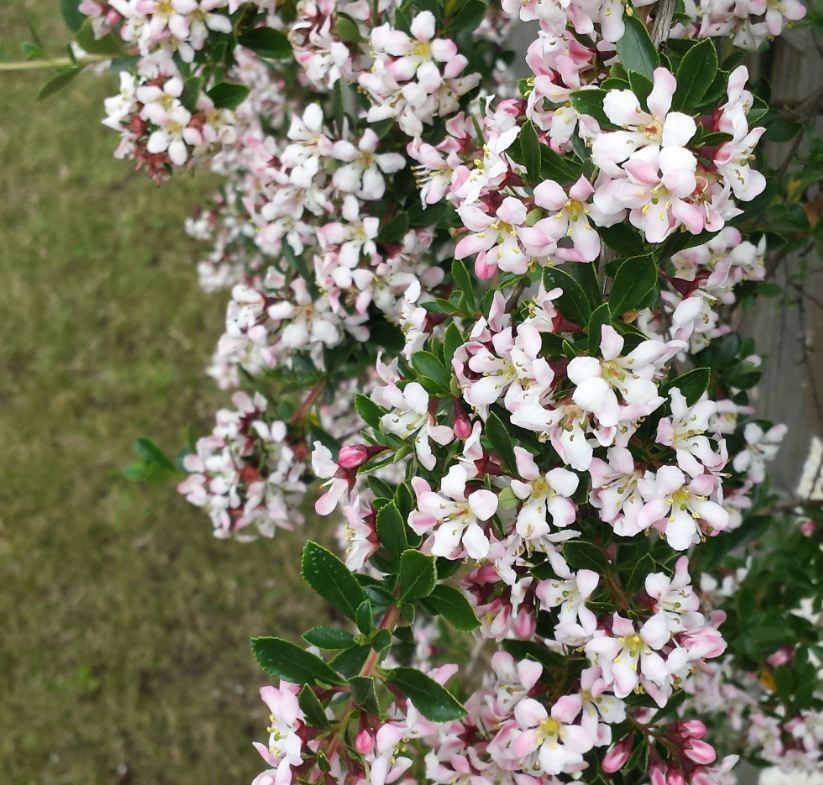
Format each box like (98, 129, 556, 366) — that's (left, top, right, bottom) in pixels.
(2, 3, 822, 785)
(0, 4, 328, 784)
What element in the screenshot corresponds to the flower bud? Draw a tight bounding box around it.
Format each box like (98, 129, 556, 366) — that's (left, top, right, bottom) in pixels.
(338, 445, 370, 469)
(514, 606, 535, 639)
(602, 735, 634, 773)
(678, 720, 707, 739)
(355, 730, 374, 755)
(684, 739, 717, 765)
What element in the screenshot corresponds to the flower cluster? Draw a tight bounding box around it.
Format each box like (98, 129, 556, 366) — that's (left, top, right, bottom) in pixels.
(66, 0, 823, 782)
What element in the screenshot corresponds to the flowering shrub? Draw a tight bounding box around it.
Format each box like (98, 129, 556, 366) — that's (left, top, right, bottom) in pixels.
(22, 0, 823, 781)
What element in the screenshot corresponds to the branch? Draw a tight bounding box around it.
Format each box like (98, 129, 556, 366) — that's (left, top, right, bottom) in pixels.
(0, 55, 110, 72)
(767, 498, 823, 514)
(651, 0, 677, 47)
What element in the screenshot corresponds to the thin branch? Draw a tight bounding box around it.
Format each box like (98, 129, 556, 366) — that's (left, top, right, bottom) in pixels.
(651, 0, 677, 46)
(766, 498, 823, 514)
(0, 55, 110, 72)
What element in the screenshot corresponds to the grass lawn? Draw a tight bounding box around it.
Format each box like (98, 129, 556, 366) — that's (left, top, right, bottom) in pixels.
(0, 4, 324, 783)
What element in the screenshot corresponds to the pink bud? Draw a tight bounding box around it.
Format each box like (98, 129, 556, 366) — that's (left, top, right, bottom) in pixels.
(767, 646, 794, 667)
(650, 765, 668, 785)
(602, 736, 634, 773)
(453, 409, 472, 441)
(800, 519, 817, 536)
(684, 739, 717, 765)
(678, 720, 707, 739)
(338, 445, 370, 469)
(355, 730, 374, 755)
(514, 606, 536, 639)
(666, 770, 686, 785)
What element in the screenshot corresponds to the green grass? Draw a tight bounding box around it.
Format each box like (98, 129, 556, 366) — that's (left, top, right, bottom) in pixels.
(0, 4, 325, 783)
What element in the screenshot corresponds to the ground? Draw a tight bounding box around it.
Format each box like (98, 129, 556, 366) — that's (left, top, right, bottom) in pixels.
(0, 4, 324, 784)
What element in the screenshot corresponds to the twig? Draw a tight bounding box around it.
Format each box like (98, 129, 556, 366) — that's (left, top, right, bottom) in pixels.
(290, 380, 327, 424)
(766, 498, 823, 514)
(0, 55, 110, 72)
(505, 279, 527, 313)
(651, 0, 677, 46)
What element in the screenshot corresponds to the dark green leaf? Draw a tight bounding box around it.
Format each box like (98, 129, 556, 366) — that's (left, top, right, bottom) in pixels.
(616, 16, 659, 80)
(251, 637, 342, 685)
(75, 19, 126, 56)
(587, 303, 612, 355)
(672, 39, 718, 111)
(452, 259, 478, 312)
(355, 393, 382, 430)
(180, 76, 202, 112)
(355, 600, 373, 634)
(387, 667, 466, 721)
(299, 685, 331, 727)
(411, 352, 451, 395)
(38, 66, 82, 100)
(570, 89, 612, 128)
(238, 27, 292, 59)
(60, 0, 86, 32)
(376, 502, 409, 565)
(540, 144, 584, 184)
(610, 253, 657, 314)
(628, 71, 653, 109)
(303, 627, 355, 650)
(122, 437, 179, 484)
(350, 676, 380, 714)
(485, 412, 517, 473)
(425, 584, 480, 630)
(330, 645, 371, 678)
(379, 212, 409, 244)
(334, 12, 364, 43)
(626, 553, 657, 593)
(663, 367, 711, 405)
(564, 541, 610, 572)
(398, 550, 437, 603)
(519, 120, 542, 182)
(543, 265, 594, 326)
(206, 81, 250, 110)
(301, 541, 368, 621)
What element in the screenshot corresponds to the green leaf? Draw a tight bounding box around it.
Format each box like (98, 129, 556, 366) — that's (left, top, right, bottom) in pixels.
(75, 19, 126, 56)
(443, 323, 464, 365)
(502, 639, 564, 670)
(599, 224, 645, 256)
(425, 584, 480, 630)
(180, 76, 202, 112)
(663, 367, 711, 406)
(564, 541, 610, 572)
(379, 212, 409, 244)
(519, 121, 542, 183)
(206, 82, 250, 110)
(355, 393, 382, 430)
(452, 259, 478, 312)
(251, 637, 342, 685)
(485, 411, 517, 473)
(122, 437, 179, 484)
(445, 0, 488, 34)
(398, 550, 437, 603)
(238, 27, 292, 59)
(616, 16, 659, 80)
(301, 541, 368, 621)
(610, 253, 657, 315)
(356, 600, 373, 635)
(626, 553, 656, 593)
(334, 12, 364, 43)
(540, 144, 584, 184)
(569, 89, 612, 128)
(628, 71, 653, 109)
(387, 667, 466, 721)
(411, 352, 452, 395)
(38, 66, 82, 100)
(350, 675, 380, 714)
(60, 0, 86, 32)
(330, 644, 370, 678)
(543, 265, 594, 326)
(587, 302, 612, 355)
(303, 627, 355, 650)
(376, 502, 408, 565)
(298, 685, 331, 727)
(672, 39, 718, 111)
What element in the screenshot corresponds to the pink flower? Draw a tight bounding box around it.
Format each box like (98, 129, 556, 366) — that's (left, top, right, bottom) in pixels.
(511, 447, 579, 539)
(410, 465, 498, 559)
(455, 197, 536, 278)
